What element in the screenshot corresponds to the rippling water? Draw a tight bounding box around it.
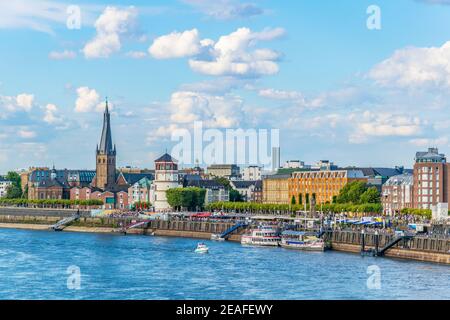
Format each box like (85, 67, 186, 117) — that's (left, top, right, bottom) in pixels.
(0, 228, 448, 300)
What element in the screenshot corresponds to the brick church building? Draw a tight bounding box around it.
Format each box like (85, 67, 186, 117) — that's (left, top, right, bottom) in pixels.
(28, 100, 153, 209)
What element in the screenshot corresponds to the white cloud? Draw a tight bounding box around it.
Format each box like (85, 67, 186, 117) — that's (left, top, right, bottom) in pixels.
(148, 27, 284, 77)
(74, 87, 110, 113)
(349, 111, 423, 144)
(83, 6, 138, 59)
(189, 27, 285, 77)
(43, 103, 63, 124)
(15, 94, 34, 111)
(149, 29, 203, 59)
(49, 50, 77, 60)
(0, 93, 34, 116)
(182, 0, 264, 20)
(368, 41, 450, 89)
(169, 91, 243, 128)
(18, 129, 36, 139)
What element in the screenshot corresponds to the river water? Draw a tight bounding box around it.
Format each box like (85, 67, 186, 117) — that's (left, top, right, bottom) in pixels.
(0, 228, 448, 300)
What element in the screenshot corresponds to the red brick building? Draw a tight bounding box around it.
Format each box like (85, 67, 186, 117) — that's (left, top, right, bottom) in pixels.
(413, 148, 450, 209)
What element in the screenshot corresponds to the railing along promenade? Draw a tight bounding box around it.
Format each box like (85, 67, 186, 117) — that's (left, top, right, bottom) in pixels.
(327, 230, 450, 254)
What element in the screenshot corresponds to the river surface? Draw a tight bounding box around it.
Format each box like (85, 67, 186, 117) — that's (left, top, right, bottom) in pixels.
(0, 228, 448, 300)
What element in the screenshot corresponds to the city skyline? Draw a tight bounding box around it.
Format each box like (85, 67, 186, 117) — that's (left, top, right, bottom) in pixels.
(2, 0, 450, 172)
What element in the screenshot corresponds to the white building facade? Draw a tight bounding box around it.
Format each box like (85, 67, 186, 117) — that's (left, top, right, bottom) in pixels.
(153, 153, 180, 211)
(0, 177, 12, 198)
(241, 166, 262, 181)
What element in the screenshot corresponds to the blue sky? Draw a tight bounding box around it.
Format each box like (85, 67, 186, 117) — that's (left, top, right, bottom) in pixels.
(1, 0, 450, 172)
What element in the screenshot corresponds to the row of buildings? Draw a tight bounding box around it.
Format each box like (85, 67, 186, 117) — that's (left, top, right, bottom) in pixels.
(4, 100, 450, 214)
(14, 102, 261, 211)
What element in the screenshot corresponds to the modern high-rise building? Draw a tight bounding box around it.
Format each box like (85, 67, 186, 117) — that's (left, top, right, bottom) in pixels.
(272, 147, 280, 172)
(413, 148, 450, 209)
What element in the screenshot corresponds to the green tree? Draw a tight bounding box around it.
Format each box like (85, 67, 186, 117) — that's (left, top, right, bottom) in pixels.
(336, 181, 368, 204)
(229, 189, 244, 202)
(360, 187, 380, 204)
(166, 187, 207, 211)
(4, 171, 22, 199)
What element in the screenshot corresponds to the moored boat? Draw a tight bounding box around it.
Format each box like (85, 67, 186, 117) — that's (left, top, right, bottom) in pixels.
(280, 230, 325, 251)
(241, 225, 281, 247)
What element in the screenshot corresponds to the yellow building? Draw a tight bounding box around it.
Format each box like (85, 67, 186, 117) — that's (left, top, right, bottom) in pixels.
(289, 170, 367, 205)
(262, 174, 290, 204)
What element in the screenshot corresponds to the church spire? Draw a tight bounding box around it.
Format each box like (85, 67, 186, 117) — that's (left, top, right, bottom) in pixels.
(98, 97, 114, 155)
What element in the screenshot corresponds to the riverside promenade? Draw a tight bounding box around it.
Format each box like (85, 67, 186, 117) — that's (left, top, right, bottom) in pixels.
(0, 207, 448, 265)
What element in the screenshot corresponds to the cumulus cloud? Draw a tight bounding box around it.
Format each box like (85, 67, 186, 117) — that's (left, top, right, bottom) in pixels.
(182, 0, 264, 20)
(148, 27, 284, 77)
(194, 27, 284, 77)
(18, 129, 36, 139)
(349, 111, 423, 144)
(15, 94, 34, 111)
(368, 41, 450, 89)
(149, 29, 203, 59)
(49, 50, 77, 60)
(83, 6, 138, 59)
(74, 87, 110, 113)
(0, 93, 34, 117)
(43, 103, 63, 124)
(169, 91, 243, 128)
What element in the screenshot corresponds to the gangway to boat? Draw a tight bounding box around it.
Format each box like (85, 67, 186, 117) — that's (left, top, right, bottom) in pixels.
(120, 220, 150, 234)
(360, 233, 414, 257)
(377, 234, 414, 256)
(212, 222, 248, 241)
(50, 213, 81, 231)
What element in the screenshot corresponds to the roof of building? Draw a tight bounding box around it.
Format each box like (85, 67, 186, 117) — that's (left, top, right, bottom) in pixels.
(121, 173, 154, 185)
(415, 148, 446, 163)
(98, 100, 115, 155)
(29, 169, 96, 184)
(263, 173, 291, 179)
(184, 179, 226, 189)
(342, 167, 410, 178)
(207, 164, 239, 169)
(155, 153, 177, 163)
(231, 180, 260, 189)
(384, 173, 414, 186)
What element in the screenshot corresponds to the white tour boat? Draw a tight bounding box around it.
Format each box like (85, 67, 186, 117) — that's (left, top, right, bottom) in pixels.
(280, 230, 325, 251)
(194, 243, 209, 254)
(241, 225, 281, 247)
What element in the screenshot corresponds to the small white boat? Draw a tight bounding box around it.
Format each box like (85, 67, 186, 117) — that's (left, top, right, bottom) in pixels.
(194, 243, 209, 254)
(241, 225, 281, 247)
